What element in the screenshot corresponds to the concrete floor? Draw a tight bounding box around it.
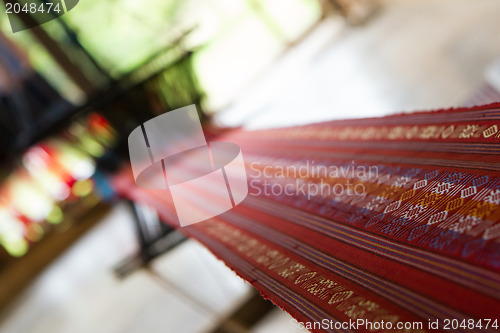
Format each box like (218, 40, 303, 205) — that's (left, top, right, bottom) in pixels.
(2, 0, 500, 332)
(0, 202, 253, 333)
(216, 0, 500, 129)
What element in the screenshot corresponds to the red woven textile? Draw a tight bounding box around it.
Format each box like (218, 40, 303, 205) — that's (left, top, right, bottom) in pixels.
(113, 103, 500, 332)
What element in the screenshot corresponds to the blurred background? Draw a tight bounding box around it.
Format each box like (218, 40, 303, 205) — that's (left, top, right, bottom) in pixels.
(0, 0, 500, 332)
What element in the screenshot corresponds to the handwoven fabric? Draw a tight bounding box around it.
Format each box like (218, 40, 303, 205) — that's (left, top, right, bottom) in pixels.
(113, 103, 500, 332)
